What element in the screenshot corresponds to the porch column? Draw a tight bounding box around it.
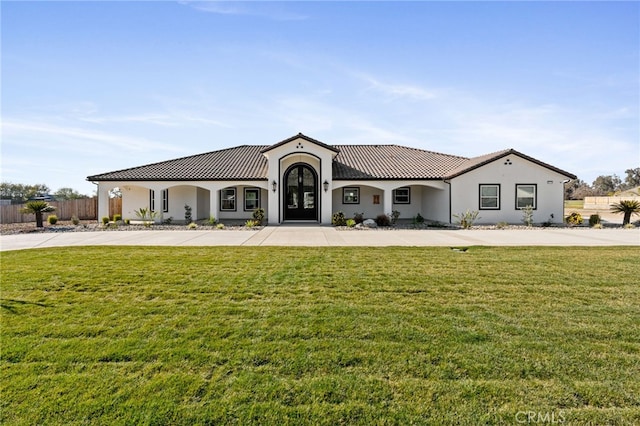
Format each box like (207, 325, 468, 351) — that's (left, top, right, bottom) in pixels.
(383, 188, 393, 217)
(209, 187, 219, 221)
(97, 184, 110, 223)
(267, 179, 279, 225)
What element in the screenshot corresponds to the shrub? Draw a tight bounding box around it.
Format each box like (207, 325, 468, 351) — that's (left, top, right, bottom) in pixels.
(390, 210, 400, 225)
(565, 212, 583, 226)
(414, 213, 425, 224)
(71, 215, 80, 226)
(47, 215, 58, 225)
(496, 221, 508, 229)
(245, 219, 259, 228)
(184, 204, 193, 224)
(353, 212, 364, 224)
(216, 223, 225, 229)
(101, 216, 110, 225)
(208, 216, 217, 226)
(623, 223, 636, 229)
(346, 219, 356, 228)
(252, 208, 265, 225)
(162, 217, 173, 225)
(134, 207, 158, 225)
(332, 211, 347, 226)
(187, 222, 198, 230)
(542, 215, 554, 228)
(592, 223, 603, 229)
(428, 221, 449, 229)
(453, 210, 480, 229)
(375, 214, 391, 227)
(521, 205, 534, 227)
(113, 214, 122, 222)
(589, 214, 601, 227)
(124, 219, 130, 225)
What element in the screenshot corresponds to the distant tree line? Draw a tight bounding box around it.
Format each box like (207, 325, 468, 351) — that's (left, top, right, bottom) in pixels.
(0, 182, 92, 204)
(565, 168, 640, 200)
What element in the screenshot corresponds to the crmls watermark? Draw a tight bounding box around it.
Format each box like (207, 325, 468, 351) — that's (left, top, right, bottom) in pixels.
(515, 410, 566, 424)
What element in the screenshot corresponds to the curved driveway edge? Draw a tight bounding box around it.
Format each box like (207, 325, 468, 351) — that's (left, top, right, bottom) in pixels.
(1, 227, 638, 251)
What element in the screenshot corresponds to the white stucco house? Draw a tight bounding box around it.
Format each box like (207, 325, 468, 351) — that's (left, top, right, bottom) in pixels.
(87, 133, 576, 225)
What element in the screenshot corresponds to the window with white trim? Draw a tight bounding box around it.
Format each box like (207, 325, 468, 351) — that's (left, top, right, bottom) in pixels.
(479, 184, 500, 210)
(393, 187, 410, 204)
(516, 184, 537, 209)
(244, 188, 260, 211)
(221, 188, 236, 211)
(343, 187, 360, 204)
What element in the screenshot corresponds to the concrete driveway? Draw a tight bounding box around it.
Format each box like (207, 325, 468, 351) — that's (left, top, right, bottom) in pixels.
(1, 226, 638, 251)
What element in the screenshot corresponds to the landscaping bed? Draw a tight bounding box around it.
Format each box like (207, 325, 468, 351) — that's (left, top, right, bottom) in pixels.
(0, 220, 262, 235)
(2, 219, 636, 236)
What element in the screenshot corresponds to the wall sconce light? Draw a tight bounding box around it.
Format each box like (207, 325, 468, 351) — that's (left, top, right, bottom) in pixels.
(323, 180, 329, 192)
(272, 180, 277, 192)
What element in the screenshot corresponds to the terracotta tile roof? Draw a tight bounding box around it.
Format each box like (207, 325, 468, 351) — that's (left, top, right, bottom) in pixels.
(333, 145, 468, 180)
(87, 136, 576, 182)
(87, 145, 269, 181)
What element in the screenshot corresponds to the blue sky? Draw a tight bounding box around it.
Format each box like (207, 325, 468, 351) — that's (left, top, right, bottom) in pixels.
(2, 1, 638, 195)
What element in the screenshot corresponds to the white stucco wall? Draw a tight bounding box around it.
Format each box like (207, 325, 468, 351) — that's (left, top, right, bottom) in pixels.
(217, 185, 269, 221)
(421, 186, 450, 223)
(331, 184, 385, 219)
(165, 185, 196, 222)
(449, 155, 570, 224)
(263, 137, 336, 224)
(196, 187, 210, 220)
(122, 185, 150, 220)
(390, 185, 423, 219)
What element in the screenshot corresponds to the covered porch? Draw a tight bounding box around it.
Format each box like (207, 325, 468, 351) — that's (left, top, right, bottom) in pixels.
(96, 181, 269, 224)
(330, 180, 450, 224)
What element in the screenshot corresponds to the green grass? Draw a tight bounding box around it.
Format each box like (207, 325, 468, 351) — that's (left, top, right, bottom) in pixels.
(1, 246, 639, 425)
(565, 200, 585, 209)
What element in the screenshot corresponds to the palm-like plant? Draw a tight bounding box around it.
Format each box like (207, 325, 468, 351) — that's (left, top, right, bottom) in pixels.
(21, 200, 56, 228)
(610, 199, 640, 225)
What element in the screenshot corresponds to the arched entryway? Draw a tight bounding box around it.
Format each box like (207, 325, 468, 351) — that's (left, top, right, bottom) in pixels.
(284, 163, 318, 220)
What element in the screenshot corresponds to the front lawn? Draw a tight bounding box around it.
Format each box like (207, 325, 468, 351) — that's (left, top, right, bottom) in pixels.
(1, 246, 638, 425)
(564, 200, 585, 209)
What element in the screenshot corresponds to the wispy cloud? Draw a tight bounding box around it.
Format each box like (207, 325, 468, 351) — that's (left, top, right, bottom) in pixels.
(356, 73, 438, 101)
(2, 119, 183, 154)
(78, 112, 229, 128)
(180, 1, 308, 21)
(262, 94, 423, 146)
(428, 97, 638, 179)
(79, 114, 180, 127)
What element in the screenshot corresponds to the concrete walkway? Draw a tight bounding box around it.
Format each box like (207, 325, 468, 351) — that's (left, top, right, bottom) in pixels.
(1, 226, 638, 251)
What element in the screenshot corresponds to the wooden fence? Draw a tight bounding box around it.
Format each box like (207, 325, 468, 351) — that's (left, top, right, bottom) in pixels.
(583, 196, 640, 210)
(0, 198, 122, 224)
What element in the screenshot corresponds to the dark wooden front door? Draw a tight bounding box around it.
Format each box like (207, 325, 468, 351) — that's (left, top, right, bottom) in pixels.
(284, 164, 317, 220)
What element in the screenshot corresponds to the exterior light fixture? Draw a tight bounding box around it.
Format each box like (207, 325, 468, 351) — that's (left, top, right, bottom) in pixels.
(323, 180, 329, 192)
(272, 180, 277, 192)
